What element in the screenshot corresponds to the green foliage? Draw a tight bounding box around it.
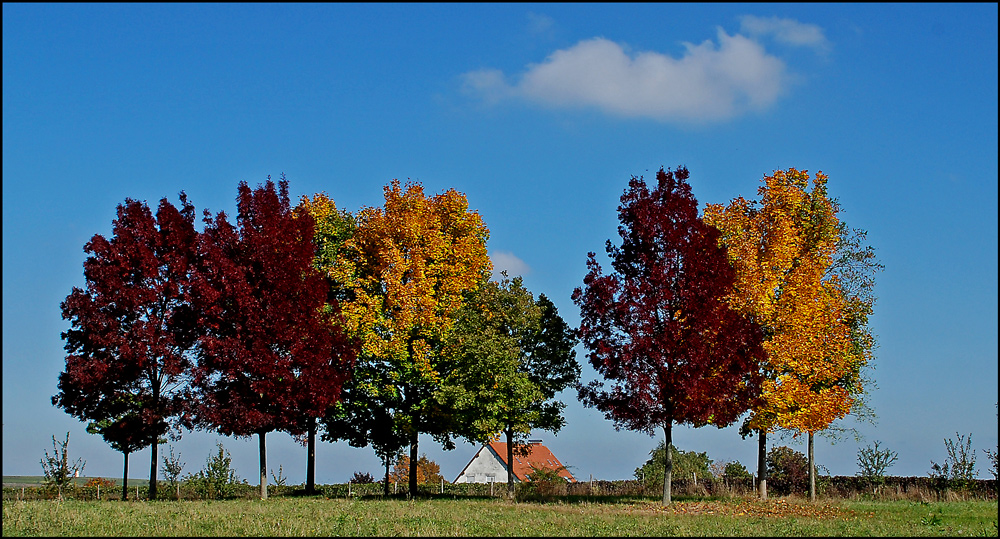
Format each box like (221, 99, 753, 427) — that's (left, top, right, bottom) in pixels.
(931, 432, 978, 492)
(40, 432, 85, 488)
(270, 465, 287, 487)
(766, 445, 810, 496)
(516, 463, 570, 502)
(856, 440, 898, 484)
(161, 444, 185, 490)
(723, 461, 752, 481)
(634, 440, 713, 487)
(442, 271, 579, 474)
(183, 442, 246, 499)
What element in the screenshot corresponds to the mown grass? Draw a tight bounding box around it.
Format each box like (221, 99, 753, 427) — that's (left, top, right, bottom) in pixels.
(2, 495, 997, 536)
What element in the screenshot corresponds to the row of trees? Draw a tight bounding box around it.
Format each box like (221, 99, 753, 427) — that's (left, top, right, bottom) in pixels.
(573, 166, 881, 503)
(54, 176, 581, 501)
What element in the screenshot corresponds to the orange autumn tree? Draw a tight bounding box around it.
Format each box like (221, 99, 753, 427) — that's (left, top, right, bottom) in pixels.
(334, 179, 491, 496)
(705, 168, 863, 501)
(389, 453, 445, 486)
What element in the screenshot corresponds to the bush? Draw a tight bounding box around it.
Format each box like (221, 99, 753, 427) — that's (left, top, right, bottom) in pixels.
(767, 445, 810, 496)
(351, 472, 375, 484)
(40, 432, 86, 491)
(857, 440, 898, 486)
(634, 440, 713, 488)
(930, 432, 978, 493)
(183, 442, 247, 499)
(517, 464, 569, 502)
(723, 461, 752, 481)
(83, 477, 116, 489)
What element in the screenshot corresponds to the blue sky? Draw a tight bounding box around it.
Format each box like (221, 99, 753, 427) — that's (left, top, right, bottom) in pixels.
(3, 3, 997, 484)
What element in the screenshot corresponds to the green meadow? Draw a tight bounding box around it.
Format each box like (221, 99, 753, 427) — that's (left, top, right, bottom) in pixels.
(3, 495, 997, 537)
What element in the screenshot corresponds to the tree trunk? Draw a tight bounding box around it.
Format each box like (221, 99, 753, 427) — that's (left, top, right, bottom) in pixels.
(122, 451, 130, 501)
(757, 429, 768, 500)
(259, 431, 268, 500)
(149, 376, 160, 500)
(505, 427, 515, 497)
(149, 440, 158, 501)
(662, 423, 673, 505)
(306, 417, 316, 494)
(383, 457, 390, 497)
(808, 431, 816, 502)
(408, 426, 419, 496)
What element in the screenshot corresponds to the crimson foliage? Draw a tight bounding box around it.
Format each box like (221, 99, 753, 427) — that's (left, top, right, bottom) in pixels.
(186, 176, 353, 497)
(572, 167, 765, 502)
(54, 194, 200, 499)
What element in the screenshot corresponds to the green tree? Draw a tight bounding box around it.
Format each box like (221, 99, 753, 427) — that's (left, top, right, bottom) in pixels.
(856, 440, 898, 486)
(40, 432, 86, 497)
(634, 440, 713, 488)
(931, 432, 978, 492)
(161, 445, 185, 500)
(327, 180, 492, 495)
(183, 441, 246, 500)
(442, 273, 580, 496)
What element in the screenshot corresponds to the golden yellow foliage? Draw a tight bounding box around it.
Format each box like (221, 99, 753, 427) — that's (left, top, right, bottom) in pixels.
(705, 169, 861, 436)
(334, 179, 491, 385)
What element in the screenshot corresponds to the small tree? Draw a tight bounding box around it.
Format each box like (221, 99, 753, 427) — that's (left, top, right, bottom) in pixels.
(40, 432, 86, 496)
(856, 440, 898, 486)
(270, 465, 287, 487)
(931, 432, 977, 492)
(184, 442, 245, 499)
(390, 453, 444, 486)
(574, 167, 766, 504)
(161, 445, 185, 500)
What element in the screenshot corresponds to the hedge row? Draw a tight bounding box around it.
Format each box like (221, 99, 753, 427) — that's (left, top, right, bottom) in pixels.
(4, 476, 995, 502)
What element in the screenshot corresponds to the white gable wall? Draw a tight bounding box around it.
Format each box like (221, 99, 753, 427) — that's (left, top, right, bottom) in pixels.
(453, 446, 517, 484)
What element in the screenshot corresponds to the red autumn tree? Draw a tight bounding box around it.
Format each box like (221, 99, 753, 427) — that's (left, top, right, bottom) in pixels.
(186, 175, 352, 500)
(53, 195, 200, 500)
(572, 166, 765, 504)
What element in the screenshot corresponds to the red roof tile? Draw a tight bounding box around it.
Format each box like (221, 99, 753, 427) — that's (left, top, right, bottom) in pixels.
(487, 441, 576, 483)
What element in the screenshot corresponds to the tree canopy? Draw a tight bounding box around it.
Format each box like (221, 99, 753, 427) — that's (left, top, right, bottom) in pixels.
(574, 166, 765, 503)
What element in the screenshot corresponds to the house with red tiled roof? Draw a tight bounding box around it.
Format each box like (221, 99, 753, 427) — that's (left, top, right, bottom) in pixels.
(453, 439, 576, 484)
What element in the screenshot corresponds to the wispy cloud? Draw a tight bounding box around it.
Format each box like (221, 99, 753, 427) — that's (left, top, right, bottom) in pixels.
(461, 18, 827, 123)
(738, 15, 831, 52)
(490, 250, 531, 278)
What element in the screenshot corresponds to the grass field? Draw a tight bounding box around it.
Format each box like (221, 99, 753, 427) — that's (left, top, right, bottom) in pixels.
(2, 495, 997, 536)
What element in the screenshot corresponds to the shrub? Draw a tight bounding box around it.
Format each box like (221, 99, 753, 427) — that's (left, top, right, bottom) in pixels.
(723, 461, 752, 481)
(857, 440, 898, 485)
(40, 432, 86, 492)
(634, 440, 713, 488)
(161, 444, 185, 498)
(83, 477, 116, 489)
(351, 472, 375, 484)
(517, 464, 569, 502)
(767, 445, 810, 496)
(390, 454, 444, 485)
(930, 432, 978, 493)
(183, 442, 247, 499)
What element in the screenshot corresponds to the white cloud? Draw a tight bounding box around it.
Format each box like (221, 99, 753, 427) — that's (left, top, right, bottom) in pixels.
(489, 250, 531, 278)
(461, 26, 793, 123)
(738, 15, 830, 52)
